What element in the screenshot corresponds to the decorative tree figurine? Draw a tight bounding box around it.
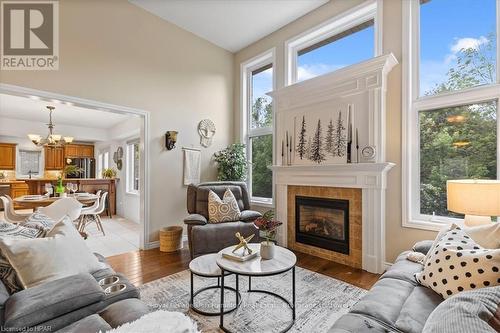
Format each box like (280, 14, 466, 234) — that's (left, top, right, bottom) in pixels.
(305, 137, 312, 160)
(332, 111, 347, 157)
(296, 116, 307, 159)
(325, 119, 335, 155)
(310, 119, 326, 163)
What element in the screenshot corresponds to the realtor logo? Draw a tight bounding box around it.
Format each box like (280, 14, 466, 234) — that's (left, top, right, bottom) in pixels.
(1, 1, 59, 70)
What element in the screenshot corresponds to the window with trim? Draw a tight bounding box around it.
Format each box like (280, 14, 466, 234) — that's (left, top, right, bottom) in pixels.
(18, 150, 41, 177)
(97, 151, 109, 179)
(242, 52, 274, 204)
(126, 141, 139, 194)
(286, 1, 379, 85)
(403, 0, 499, 229)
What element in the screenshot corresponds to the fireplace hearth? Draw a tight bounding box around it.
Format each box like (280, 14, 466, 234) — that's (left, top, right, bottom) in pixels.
(295, 196, 349, 254)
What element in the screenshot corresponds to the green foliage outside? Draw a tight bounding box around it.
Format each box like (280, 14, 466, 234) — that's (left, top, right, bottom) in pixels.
(420, 33, 497, 217)
(251, 96, 273, 198)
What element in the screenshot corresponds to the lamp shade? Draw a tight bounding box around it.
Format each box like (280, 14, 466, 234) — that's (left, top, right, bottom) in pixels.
(447, 180, 500, 216)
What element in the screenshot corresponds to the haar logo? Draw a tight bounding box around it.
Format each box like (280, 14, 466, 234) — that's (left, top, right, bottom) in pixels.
(1, 0, 59, 70)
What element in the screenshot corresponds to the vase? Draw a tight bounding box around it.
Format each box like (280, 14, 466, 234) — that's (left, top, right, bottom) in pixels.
(260, 241, 275, 260)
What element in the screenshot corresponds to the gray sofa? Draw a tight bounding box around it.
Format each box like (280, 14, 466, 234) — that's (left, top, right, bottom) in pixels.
(0, 253, 149, 332)
(184, 181, 262, 258)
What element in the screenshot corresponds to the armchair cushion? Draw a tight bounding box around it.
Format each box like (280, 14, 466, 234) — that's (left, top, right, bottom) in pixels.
(4, 273, 105, 329)
(184, 214, 207, 225)
(240, 210, 262, 222)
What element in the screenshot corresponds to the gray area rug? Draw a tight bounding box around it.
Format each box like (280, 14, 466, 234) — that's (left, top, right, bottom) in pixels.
(139, 267, 366, 332)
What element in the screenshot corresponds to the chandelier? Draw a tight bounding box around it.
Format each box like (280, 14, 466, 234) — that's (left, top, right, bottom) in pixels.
(28, 106, 74, 147)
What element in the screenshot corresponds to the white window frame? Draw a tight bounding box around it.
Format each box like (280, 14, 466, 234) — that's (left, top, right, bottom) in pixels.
(240, 48, 276, 207)
(126, 140, 140, 195)
(97, 149, 110, 179)
(285, 0, 382, 86)
(402, 0, 500, 231)
(16, 148, 42, 178)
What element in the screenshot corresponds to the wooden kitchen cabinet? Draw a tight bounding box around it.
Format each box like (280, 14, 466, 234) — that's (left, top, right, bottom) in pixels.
(10, 182, 29, 200)
(44, 147, 65, 170)
(64, 144, 94, 158)
(0, 143, 16, 170)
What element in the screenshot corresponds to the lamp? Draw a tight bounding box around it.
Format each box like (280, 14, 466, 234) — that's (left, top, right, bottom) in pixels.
(165, 131, 178, 150)
(28, 106, 74, 147)
(447, 180, 500, 226)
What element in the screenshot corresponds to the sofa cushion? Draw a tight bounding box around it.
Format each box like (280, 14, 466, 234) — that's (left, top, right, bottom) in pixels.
(394, 286, 443, 333)
(416, 226, 500, 299)
(57, 314, 112, 333)
(240, 210, 262, 222)
(412, 240, 435, 255)
(207, 189, 241, 223)
(350, 278, 416, 325)
(99, 298, 150, 328)
(0, 218, 107, 288)
(4, 273, 104, 329)
(328, 313, 393, 333)
(380, 251, 423, 285)
(423, 286, 500, 333)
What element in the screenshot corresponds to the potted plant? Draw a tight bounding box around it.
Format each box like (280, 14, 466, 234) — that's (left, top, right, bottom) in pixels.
(102, 168, 117, 179)
(63, 165, 83, 178)
(253, 210, 282, 260)
(213, 143, 248, 181)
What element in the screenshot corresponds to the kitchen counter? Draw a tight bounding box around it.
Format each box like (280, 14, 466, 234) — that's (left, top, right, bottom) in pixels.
(0, 180, 28, 184)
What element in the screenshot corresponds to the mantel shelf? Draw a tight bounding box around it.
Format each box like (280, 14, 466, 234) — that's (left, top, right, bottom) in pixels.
(270, 162, 395, 174)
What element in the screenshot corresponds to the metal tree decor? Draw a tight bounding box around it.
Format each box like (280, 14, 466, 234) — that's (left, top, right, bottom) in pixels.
(296, 116, 307, 160)
(310, 119, 326, 163)
(325, 119, 335, 155)
(332, 111, 347, 157)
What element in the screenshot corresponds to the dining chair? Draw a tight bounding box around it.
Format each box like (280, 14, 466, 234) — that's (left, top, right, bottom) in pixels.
(38, 197, 83, 222)
(0, 195, 31, 223)
(79, 192, 108, 236)
(77, 194, 100, 231)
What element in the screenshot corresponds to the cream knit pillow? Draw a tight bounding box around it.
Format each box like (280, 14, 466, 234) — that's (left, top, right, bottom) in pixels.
(207, 189, 241, 223)
(416, 226, 500, 299)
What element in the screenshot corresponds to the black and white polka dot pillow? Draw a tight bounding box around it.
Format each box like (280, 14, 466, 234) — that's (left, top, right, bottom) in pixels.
(415, 226, 500, 299)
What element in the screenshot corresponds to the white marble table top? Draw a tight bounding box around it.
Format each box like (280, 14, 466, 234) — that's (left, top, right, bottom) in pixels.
(189, 253, 227, 277)
(216, 244, 297, 276)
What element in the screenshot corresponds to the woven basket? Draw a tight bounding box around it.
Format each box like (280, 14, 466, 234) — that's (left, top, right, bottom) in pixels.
(159, 226, 183, 252)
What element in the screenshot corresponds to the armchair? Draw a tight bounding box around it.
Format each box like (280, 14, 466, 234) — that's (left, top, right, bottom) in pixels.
(184, 182, 262, 258)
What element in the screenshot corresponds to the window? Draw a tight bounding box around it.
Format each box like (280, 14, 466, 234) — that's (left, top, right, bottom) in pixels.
(97, 151, 109, 178)
(126, 141, 139, 194)
(18, 150, 41, 177)
(403, 0, 500, 230)
(241, 50, 275, 204)
(286, 1, 380, 85)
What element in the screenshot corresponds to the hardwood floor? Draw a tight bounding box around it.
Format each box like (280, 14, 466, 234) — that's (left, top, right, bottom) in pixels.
(106, 243, 380, 290)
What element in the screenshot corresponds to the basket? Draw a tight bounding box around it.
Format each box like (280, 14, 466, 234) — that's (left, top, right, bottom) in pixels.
(159, 226, 183, 252)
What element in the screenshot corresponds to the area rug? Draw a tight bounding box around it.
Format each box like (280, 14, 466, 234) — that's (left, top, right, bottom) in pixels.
(138, 267, 366, 332)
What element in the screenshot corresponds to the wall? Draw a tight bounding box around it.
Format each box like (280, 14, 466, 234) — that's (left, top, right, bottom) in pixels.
(0, 0, 234, 244)
(233, 0, 436, 262)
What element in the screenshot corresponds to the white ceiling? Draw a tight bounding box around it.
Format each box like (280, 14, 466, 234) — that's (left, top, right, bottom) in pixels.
(0, 94, 130, 129)
(129, 0, 329, 52)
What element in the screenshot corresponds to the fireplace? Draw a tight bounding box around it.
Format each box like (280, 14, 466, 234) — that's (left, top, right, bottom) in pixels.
(295, 196, 349, 254)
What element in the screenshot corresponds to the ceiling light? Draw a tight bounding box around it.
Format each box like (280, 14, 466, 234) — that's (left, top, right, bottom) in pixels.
(28, 106, 74, 147)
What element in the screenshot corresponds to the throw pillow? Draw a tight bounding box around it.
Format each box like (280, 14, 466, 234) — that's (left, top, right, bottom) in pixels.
(207, 189, 241, 223)
(416, 226, 500, 299)
(20, 212, 57, 237)
(465, 223, 500, 249)
(422, 286, 500, 333)
(0, 221, 44, 293)
(0, 218, 107, 289)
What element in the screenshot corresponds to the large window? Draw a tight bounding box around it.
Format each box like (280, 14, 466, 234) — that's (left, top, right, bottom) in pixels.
(18, 150, 41, 177)
(241, 51, 275, 203)
(97, 151, 109, 179)
(403, 0, 500, 229)
(126, 141, 139, 194)
(286, 1, 379, 85)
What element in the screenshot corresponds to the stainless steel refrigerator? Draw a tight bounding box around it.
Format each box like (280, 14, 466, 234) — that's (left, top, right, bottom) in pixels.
(66, 158, 95, 178)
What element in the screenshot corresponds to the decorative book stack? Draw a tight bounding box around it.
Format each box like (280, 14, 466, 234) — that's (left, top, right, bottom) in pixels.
(221, 246, 259, 262)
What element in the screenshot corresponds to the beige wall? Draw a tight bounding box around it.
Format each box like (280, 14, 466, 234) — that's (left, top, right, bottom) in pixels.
(233, 0, 437, 262)
(0, 0, 234, 244)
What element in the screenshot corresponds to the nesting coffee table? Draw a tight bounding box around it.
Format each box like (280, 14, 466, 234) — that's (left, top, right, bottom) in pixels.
(216, 243, 297, 333)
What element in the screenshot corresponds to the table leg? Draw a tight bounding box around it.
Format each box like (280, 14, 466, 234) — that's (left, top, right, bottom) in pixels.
(190, 271, 194, 307)
(235, 274, 239, 305)
(292, 266, 296, 320)
(248, 275, 252, 291)
(220, 269, 225, 328)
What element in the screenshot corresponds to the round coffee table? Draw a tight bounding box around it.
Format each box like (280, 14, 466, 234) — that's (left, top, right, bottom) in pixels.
(216, 244, 297, 333)
(189, 253, 241, 316)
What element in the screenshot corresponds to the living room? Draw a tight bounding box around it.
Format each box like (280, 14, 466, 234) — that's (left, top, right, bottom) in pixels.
(0, 0, 498, 332)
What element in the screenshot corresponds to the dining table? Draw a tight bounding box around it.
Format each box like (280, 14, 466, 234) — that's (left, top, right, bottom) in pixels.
(14, 194, 99, 210)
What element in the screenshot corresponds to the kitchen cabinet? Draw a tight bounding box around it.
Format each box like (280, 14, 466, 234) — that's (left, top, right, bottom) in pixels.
(64, 144, 94, 158)
(10, 182, 29, 201)
(0, 143, 16, 170)
(44, 147, 65, 170)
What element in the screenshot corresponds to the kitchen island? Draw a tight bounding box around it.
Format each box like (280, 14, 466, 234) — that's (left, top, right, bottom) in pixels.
(20, 178, 117, 215)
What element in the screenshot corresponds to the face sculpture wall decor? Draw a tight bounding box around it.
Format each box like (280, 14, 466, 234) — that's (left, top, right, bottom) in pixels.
(198, 119, 216, 147)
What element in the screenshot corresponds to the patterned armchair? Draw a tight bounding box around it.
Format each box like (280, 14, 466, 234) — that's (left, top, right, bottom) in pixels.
(184, 181, 262, 258)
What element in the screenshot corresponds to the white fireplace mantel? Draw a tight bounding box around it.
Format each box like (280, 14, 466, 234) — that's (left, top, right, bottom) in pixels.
(272, 163, 394, 274)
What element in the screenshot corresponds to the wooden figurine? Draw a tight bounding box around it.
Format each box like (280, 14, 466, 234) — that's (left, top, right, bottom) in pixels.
(232, 232, 255, 255)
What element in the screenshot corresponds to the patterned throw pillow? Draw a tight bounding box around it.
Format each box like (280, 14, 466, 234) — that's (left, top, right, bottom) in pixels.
(416, 226, 500, 299)
(207, 189, 241, 223)
(21, 212, 56, 237)
(0, 221, 44, 293)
